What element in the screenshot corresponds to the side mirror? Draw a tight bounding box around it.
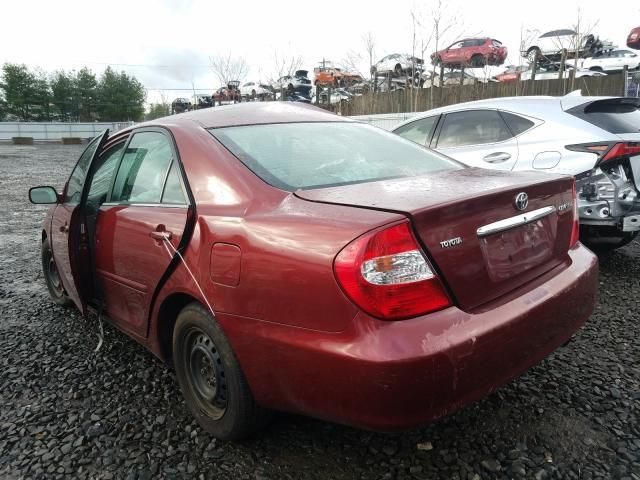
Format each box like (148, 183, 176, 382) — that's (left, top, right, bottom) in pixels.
(29, 186, 59, 204)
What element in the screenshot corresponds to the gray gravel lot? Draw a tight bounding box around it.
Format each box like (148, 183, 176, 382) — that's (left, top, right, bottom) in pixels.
(0, 143, 639, 480)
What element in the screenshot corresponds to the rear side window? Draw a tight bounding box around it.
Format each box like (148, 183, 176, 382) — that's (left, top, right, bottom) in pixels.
(568, 100, 640, 134)
(500, 111, 535, 136)
(393, 116, 439, 145)
(210, 122, 461, 191)
(437, 110, 512, 148)
(111, 131, 173, 203)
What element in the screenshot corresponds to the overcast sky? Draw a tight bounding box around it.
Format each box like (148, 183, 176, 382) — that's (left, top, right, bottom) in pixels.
(1, 0, 638, 104)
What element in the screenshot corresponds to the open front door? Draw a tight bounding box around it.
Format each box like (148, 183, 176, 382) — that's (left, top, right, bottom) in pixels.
(50, 130, 109, 315)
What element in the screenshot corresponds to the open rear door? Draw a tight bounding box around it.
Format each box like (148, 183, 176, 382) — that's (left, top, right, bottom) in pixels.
(66, 130, 110, 315)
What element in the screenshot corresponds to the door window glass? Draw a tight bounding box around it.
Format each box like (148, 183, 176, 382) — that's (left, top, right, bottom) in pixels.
(394, 116, 438, 145)
(65, 135, 102, 204)
(500, 112, 535, 136)
(111, 131, 173, 203)
(437, 110, 512, 148)
(161, 162, 187, 204)
(87, 143, 124, 207)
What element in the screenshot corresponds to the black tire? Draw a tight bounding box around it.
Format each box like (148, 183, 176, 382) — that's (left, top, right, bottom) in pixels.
(527, 47, 541, 63)
(173, 302, 271, 440)
(581, 226, 638, 252)
(394, 63, 403, 76)
(471, 54, 486, 68)
(41, 238, 71, 306)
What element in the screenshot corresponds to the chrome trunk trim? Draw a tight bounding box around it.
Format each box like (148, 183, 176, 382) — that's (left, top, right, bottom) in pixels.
(477, 206, 557, 238)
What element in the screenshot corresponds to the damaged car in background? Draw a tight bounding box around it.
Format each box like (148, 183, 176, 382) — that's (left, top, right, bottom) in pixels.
(29, 102, 597, 440)
(522, 29, 613, 62)
(393, 95, 640, 250)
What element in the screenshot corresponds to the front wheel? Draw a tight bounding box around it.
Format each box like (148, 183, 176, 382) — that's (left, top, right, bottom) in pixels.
(41, 238, 71, 306)
(173, 303, 271, 440)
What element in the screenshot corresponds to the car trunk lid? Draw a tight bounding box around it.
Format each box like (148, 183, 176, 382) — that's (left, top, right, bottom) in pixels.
(296, 168, 576, 311)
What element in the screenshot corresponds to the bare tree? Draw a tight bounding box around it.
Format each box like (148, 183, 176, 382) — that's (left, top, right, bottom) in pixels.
(210, 53, 249, 87)
(269, 51, 303, 84)
(340, 32, 377, 82)
(428, 0, 466, 108)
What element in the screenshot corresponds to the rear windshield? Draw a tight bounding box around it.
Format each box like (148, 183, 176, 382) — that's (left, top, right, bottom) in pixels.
(210, 122, 462, 191)
(569, 100, 640, 134)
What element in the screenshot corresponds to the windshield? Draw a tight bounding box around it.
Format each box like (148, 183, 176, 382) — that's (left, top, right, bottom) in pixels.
(210, 122, 462, 191)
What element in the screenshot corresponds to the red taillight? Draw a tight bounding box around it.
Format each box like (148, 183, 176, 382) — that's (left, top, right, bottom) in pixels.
(566, 142, 640, 164)
(334, 221, 451, 320)
(601, 142, 640, 163)
(570, 180, 580, 248)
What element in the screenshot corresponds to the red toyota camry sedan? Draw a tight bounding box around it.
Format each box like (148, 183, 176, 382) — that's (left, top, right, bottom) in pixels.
(30, 103, 598, 440)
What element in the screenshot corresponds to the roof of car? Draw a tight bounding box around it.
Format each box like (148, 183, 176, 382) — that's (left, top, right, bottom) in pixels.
(142, 102, 350, 129)
(393, 95, 619, 127)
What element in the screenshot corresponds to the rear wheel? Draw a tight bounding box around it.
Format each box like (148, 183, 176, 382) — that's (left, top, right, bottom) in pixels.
(527, 47, 541, 63)
(41, 238, 71, 306)
(471, 54, 486, 68)
(394, 64, 403, 76)
(173, 303, 271, 440)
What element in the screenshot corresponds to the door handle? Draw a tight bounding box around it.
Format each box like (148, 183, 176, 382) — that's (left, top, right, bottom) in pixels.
(483, 152, 512, 163)
(59, 223, 69, 233)
(150, 230, 172, 241)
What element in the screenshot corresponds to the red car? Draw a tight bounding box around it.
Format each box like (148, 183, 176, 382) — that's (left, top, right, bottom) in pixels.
(628, 27, 640, 50)
(494, 65, 528, 82)
(432, 38, 508, 68)
(29, 103, 597, 440)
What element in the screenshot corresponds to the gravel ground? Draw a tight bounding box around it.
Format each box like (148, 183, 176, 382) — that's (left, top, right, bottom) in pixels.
(0, 143, 639, 480)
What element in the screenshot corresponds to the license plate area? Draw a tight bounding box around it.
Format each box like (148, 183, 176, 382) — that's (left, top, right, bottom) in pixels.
(479, 216, 557, 282)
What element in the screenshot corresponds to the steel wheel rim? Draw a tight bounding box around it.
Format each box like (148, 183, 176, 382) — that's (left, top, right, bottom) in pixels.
(46, 251, 63, 295)
(185, 329, 227, 419)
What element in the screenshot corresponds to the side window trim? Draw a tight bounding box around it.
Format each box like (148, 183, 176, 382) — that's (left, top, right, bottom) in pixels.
(105, 126, 191, 208)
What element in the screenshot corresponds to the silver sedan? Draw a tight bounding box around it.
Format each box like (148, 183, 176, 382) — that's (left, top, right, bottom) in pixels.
(392, 95, 640, 250)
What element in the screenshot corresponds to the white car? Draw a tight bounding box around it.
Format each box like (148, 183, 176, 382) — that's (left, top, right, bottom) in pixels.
(311, 88, 352, 105)
(581, 50, 640, 72)
(371, 54, 424, 77)
(271, 70, 312, 91)
(422, 70, 496, 87)
(239, 82, 272, 99)
(391, 95, 640, 249)
(522, 29, 601, 62)
(519, 63, 606, 81)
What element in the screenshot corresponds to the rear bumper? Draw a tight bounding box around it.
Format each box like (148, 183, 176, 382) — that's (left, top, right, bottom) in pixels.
(223, 245, 598, 431)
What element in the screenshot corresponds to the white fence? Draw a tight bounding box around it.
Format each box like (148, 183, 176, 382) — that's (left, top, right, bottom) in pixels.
(0, 122, 134, 141)
(0, 114, 413, 142)
(349, 112, 419, 131)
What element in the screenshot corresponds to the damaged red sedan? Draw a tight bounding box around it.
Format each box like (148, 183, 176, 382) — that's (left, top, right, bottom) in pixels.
(30, 103, 598, 440)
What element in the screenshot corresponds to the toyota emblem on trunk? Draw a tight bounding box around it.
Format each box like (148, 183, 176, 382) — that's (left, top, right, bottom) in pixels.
(514, 192, 529, 211)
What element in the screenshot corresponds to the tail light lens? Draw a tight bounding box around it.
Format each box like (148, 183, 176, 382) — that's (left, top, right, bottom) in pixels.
(600, 143, 640, 163)
(570, 180, 580, 248)
(566, 142, 640, 164)
(334, 221, 450, 320)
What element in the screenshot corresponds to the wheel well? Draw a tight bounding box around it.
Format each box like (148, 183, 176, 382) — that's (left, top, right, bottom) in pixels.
(157, 293, 199, 362)
(42, 230, 47, 242)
